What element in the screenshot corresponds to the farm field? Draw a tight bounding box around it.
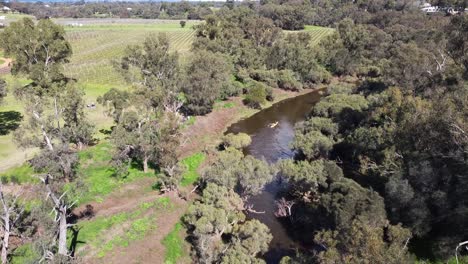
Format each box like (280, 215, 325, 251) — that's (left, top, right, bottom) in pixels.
(61, 20, 199, 87)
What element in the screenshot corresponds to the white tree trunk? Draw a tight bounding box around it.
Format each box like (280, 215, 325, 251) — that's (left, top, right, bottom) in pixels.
(143, 156, 149, 173)
(57, 206, 67, 256)
(1, 213, 10, 264)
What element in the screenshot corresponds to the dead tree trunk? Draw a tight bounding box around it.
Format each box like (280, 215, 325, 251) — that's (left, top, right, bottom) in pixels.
(0, 183, 22, 264)
(41, 175, 70, 257)
(0, 185, 10, 264)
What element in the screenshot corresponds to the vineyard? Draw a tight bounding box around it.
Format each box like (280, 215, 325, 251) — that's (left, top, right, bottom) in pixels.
(303, 25, 335, 44)
(61, 22, 332, 87)
(63, 21, 197, 87)
(285, 25, 335, 45)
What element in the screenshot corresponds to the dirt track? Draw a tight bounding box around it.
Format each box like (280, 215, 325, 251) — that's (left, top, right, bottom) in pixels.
(0, 58, 11, 74)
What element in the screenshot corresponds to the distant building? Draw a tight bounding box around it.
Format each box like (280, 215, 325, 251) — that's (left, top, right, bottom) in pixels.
(2, 6, 11, 12)
(0, 16, 5, 20)
(126, 7, 132, 11)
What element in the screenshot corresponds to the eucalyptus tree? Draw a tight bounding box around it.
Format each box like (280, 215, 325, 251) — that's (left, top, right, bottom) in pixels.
(203, 148, 275, 212)
(183, 183, 272, 263)
(0, 18, 93, 258)
(111, 34, 184, 190)
(182, 50, 233, 115)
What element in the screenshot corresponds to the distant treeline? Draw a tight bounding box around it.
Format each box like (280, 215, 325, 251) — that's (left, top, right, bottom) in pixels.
(5, 0, 461, 29)
(4, 1, 216, 20)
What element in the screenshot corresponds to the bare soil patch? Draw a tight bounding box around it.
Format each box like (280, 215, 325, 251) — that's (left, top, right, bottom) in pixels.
(0, 58, 12, 75)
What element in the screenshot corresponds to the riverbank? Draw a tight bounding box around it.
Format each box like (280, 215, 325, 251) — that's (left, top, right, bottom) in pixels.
(179, 87, 318, 160)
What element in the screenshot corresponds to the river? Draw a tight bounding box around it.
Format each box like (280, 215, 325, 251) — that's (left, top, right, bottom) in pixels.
(225, 90, 322, 263)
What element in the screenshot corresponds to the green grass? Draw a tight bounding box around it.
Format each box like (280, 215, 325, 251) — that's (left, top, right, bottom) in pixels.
(67, 142, 154, 205)
(163, 222, 185, 264)
(180, 152, 206, 187)
(98, 216, 155, 257)
(0, 59, 4, 65)
(73, 197, 171, 258)
(0, 164, 36, 184)
(10, 243, 40, 264)
(214, 100, 236, 110)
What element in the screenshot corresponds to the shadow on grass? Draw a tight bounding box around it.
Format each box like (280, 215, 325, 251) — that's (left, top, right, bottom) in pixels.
(68, 226, 84, 257)
(0, 111, 22, 135)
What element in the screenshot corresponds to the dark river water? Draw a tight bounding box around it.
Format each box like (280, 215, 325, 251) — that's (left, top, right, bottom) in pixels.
(225, 90, 322, 263)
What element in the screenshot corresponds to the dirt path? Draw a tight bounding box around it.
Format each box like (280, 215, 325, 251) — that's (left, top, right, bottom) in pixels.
(0, 58, 12, 75)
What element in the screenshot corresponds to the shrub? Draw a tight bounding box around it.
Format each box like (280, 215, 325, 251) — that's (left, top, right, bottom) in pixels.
(244, 82, 267, 109)
(249, 69, 278, 88)
(222, 133, 252, 149)
(277, 70, 302, 91)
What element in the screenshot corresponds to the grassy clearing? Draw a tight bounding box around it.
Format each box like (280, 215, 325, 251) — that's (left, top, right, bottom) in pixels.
(67, 142, 154, 205)
(214, 100, 236, 110)
(0, 75, 36, 172)
(180, 152, 206, 187)
(163, 222, 186, 264)
(0, 164, 36, 184)
(73, 197, 172, 258)
(10, 243, 39, 264)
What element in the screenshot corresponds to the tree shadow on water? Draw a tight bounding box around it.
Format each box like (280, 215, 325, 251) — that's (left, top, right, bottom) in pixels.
(0, 111, 22, 135)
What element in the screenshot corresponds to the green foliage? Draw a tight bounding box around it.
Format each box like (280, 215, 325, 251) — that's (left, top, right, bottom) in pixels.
(180, 152, 206, 187)
(0, 18, 72, 84)
(249, 69, 303, 91)
(203, 148, 274, 199)
(267, 32, 330, 84)
(292, 130, 335, 159)
(183, 183, 271, 263)
(314, 220, 412, 264)
(118, 33, 179, 89)
(244, 81, 268, 109)
(182, 50, 233, 115)
(163, 222, 185, 264)
(313, 94, 368, 118)
(0, 79, 6, 104)
(222, 133, 252, 149)
(446, 15, 468, 79)
(96, 88, 130, 123)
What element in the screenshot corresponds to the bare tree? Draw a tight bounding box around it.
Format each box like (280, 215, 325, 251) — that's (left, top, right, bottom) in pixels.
(40, 175, 74, 258)
(274, 197, 295, 220)
(0, 183, 24, 264)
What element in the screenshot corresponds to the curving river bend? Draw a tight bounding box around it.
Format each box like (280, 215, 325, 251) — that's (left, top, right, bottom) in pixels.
(225, 90, 322, 263)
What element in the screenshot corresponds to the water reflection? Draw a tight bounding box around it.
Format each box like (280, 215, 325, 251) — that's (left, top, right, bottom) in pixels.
(225, 91, 321, 263)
